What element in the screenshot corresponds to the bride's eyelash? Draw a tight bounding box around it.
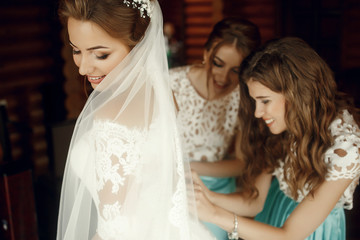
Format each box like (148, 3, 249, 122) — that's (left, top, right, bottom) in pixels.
(97, 54, 110, 60)
(70, 48, 109, 60)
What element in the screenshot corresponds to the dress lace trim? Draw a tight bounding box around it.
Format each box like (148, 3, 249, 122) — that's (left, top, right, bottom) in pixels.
(274, 110, 360, 209)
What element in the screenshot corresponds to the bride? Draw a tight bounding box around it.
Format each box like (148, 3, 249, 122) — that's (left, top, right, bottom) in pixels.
(56, 0, 214, 239)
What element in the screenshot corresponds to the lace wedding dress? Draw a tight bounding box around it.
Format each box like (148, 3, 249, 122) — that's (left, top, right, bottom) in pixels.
(68, 118, 211, 239)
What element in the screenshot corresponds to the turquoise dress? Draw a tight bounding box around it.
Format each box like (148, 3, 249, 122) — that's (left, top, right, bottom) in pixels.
(201, 176, 236, 240)
(255, 178, 346, 239)
(256, 110, 360, 240)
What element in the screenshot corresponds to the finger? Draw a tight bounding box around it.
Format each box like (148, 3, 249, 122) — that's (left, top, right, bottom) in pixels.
(194, 184, 202, 191)
(192, 172, 201, 183)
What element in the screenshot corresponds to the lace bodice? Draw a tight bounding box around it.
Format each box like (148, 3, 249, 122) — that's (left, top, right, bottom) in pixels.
(169, 65, 240, 162)
(69, 120, 198, 239)
(91, 121, 146, 239)
(274, 110, 360, 209)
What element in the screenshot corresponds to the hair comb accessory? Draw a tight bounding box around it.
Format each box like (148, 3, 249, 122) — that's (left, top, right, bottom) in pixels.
(123, 0, 153, 18)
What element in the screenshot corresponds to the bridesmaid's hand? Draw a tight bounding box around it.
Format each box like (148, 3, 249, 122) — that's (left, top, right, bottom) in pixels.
(192, 170, 217, 222)
(191, 170, 212, 200)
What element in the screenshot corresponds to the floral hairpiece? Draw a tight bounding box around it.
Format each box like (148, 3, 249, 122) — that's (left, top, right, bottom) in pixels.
(123, 0, 153, 18)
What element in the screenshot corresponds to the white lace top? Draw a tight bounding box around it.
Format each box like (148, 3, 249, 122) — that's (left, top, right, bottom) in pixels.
(169, 65, 240, 162)
(274, 110, 360, 210)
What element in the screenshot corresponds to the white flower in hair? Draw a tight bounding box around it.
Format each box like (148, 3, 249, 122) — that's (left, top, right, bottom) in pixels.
(123, 0, 153, 18)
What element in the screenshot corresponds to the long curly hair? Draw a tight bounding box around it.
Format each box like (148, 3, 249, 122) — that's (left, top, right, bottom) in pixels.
(237, 37, 360, 199)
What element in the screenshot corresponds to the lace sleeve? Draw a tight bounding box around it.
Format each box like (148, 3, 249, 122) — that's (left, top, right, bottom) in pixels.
(169, 66, 188, 94)
(325, 110, 360, 209)
(91, 120, 147, 239)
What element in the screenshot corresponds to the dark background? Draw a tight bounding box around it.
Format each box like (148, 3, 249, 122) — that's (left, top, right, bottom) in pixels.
(0, 0, 359, 239)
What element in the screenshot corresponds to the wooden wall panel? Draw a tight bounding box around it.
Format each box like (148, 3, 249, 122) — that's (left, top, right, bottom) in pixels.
(183, 0, 216, 64)
(341, 2, 360, 70)
(222, 0, 278, 43)
(0, 3, 65, 175)
(162, 0, 278, 64)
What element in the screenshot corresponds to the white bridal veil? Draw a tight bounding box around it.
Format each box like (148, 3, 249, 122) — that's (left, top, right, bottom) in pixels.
(56, 1, 214, 239)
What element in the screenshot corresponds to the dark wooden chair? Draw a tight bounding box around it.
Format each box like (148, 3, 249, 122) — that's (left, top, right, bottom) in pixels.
(0, 162, 39, 240)
(0, 102, 39, 240)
